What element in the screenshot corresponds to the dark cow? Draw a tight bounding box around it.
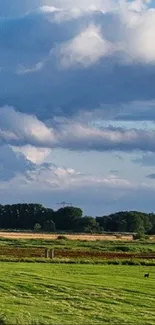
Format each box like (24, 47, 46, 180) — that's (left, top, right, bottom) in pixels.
(144, 273, 149, 278)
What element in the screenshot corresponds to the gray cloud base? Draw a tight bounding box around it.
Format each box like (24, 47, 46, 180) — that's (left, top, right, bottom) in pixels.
(1, 107, 155, 153)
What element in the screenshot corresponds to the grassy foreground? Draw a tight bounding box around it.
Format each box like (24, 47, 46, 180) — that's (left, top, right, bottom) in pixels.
(0, 263, 154, 324)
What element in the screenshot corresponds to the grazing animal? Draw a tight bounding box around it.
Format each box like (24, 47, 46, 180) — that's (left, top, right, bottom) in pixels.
(144, 273, 149, 278)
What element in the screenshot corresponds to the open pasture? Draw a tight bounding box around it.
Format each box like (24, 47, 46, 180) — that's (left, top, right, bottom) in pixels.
(0, 263, 154, 324)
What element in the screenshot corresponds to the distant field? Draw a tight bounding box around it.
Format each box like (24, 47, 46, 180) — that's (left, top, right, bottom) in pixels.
(0, 263, 154, 325)
(0, 231, 136, 241)
(0, 235, 155, 263)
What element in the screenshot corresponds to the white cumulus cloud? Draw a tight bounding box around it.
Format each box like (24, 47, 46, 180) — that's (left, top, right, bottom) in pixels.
(60, 25, 114, 67)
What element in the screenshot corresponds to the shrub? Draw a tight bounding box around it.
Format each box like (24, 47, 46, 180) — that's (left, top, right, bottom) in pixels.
(115, 234, 122, 239)
(0, 314, 6, 325)
(133, 232, 145, 240)
(107, 259, 120, 265)
(57, 235, 68, 240)
(114, 245, 131, 252)
(34, 223, 42, 232)
(122, 259, 140, 266)
(144, 235, 150, 240)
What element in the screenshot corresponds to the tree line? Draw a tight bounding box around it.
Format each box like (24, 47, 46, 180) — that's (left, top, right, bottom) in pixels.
(0, 204, 155, 234)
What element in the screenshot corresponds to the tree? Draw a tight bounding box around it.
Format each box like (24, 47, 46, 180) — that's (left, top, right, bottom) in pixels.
(0, 203, 155, 234)
(79, 216, 101, 233)
(96, 211, 154, 233)
(53, 206, 83, 230)
(43, 220, 56, 232)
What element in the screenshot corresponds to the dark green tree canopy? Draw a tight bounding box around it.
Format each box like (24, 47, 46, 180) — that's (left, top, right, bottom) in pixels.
(78, 216, 101, 233)
(0, 204, 155, 234)
(96, 211, 153, 234)
(53, 206, 83, 230)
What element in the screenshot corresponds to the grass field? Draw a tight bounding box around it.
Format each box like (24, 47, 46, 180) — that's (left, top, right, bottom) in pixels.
(0, 234, 155, 324)
(0, 263, 154, 325)
(1, 235, 155, 251)
(0, 236, 155, 264)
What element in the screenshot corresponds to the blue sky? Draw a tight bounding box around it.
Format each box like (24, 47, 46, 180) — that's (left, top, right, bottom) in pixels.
(0, 0, 155, 216)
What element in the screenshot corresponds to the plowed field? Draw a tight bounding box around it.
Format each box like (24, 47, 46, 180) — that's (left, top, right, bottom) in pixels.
(0, 247, 155, 259)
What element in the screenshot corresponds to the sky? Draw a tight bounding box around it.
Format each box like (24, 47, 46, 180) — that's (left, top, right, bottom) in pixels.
(0, 0, 155, 216)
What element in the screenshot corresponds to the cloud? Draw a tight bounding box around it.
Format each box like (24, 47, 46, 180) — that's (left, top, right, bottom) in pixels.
(16, 62, 44, 75)
(56, 3, 155, 65)
(68, 100, 155, 125)
(0, 143, 133, 194)
(146, 173, 155, 179)
(23, 166, 132, 190)
(58, 2, 155, 67)
(110, 170, 119, 174)
(0, 0, 155, 215)
(0, 1, 154, 121)
(114, 4, 155, 64)
(54, 122, 155, 152)
(60, 25, 114, 67)
(0, 0, 114, 17)
(113, 100, 155, 121)
(133, 152, 155, 166)
(0, 157, 155, 215)
(0, 106, 55, 147)
(0, 144, 137, 215)
(12, 145, 51, 164)
(0, 145, 34, 181)
(2, 107, 155, 153)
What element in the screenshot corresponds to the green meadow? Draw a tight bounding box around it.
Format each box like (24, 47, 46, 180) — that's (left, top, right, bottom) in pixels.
(0, 263, 154, 325)
(1, 236, 155, 252)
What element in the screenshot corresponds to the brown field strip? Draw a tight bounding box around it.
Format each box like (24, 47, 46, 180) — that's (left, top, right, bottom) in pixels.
(55, 250, 155, 259)
(0, 247, 45, 257)
(0, 232, 134, 241)
(0, 247, 155, 259)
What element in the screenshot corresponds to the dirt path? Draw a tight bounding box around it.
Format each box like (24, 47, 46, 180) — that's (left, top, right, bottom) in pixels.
(0, 232, 134, 241)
